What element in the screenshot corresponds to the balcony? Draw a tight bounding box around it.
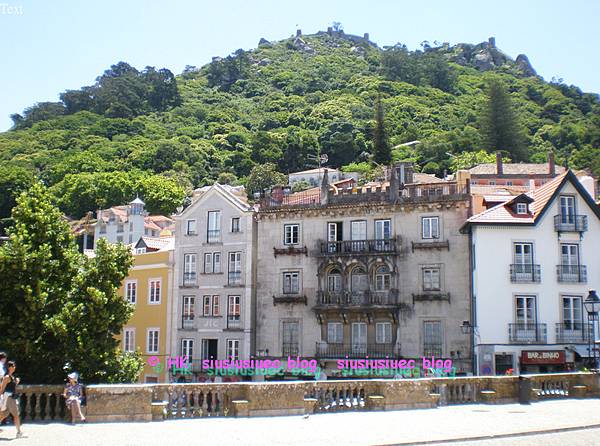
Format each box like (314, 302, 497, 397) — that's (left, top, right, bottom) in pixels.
(556, 264, 587, 283)
(207, 229, 221, 243)
(226, 317, 241, 330)
(556, 323, 593, 344)
(282, 343, 299, 357)
(318, 239, 399, 256)
(554, 215, 588, 233)
(508, 323, 547, 344)
(182, 318, 195, 330)
(182, 272, 197, 287)
(510, 264, 541, 283)
(227, 271, 242, 286)
(315, 342, 400, 359)
(316, 290, 399, 306)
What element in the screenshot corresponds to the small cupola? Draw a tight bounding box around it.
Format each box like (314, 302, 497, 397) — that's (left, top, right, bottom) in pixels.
(129, 196, 145, 215)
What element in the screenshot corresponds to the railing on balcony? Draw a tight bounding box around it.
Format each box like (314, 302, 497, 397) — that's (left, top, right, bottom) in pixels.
(226, 317, 241, 329)
(315, 342, 400, 359)
(556, 264, 587, 283)
(282, 343, 299, 356)
(207, 229, 221, 243)
(556, 322, 593, 344)
(182, 317, 195, 330)
(183, 272, 197, 286)
(319, 239, 398, 256)
(554, 215, 588, 233)
(228, 271, 242, 285)
(316, 290, 398, 306)
(399, 182, 468, 202)
(508, 323, 547, 344)
(510, 264, 541, 283)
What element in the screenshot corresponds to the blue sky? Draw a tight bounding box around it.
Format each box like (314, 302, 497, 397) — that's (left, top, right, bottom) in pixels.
(1, 0, 598, 131)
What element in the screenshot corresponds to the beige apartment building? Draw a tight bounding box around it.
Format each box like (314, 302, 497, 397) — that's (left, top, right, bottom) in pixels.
(255, 165, 473, 377)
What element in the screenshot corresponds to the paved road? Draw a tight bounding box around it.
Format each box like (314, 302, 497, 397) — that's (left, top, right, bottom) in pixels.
(1, 399, 599, 446)
(448, 428, 600, 446)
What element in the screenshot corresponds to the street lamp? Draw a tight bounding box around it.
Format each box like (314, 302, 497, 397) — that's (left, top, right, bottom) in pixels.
(461, 320, 473, 335)
(583, 289, 600, 370)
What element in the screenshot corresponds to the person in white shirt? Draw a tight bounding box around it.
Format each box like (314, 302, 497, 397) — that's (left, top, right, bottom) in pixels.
(0, 353, 6, 379)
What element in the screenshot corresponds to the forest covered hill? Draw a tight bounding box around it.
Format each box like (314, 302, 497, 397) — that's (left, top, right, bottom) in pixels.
(1, 28, 598, 221)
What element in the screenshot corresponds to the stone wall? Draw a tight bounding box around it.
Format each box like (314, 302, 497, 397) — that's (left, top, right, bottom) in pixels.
(70, 373, 600, 422)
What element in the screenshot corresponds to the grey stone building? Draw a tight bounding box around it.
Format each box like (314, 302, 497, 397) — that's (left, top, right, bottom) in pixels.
(170, 184, 255, 381)
(255, 166, 473, 377)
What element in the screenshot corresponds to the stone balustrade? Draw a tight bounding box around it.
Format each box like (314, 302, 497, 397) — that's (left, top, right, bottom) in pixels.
(18, 373, 600, 423)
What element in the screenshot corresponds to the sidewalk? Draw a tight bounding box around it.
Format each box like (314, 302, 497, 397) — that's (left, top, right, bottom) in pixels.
(4, 399, 600, 446)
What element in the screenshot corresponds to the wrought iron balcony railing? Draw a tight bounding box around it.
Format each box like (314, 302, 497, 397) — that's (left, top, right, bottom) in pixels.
(555, 322, 593, 344)
(554, 214, 588, 233)
(226, 317, 241, 329)
(182, 272, 197, 286)
(207, 229, 221, 243)
(556, 264, 587, 283)
(228, 271, 242, 285)
(319, 238, 398, 256)
(316, 290, 399, 306)
(315, 342, 400, 359)
(509, 264, 541, 283)
(182, 318, 195, 330)
(508, 323, 547, 344)
(282, 343, 299, 357)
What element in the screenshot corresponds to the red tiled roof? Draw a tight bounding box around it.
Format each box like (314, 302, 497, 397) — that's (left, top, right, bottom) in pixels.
(467, 171, 569, 225)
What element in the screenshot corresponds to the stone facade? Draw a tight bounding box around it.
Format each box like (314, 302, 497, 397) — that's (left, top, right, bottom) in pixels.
(255, 172, 473, 376)
(171, 184, 255, 381)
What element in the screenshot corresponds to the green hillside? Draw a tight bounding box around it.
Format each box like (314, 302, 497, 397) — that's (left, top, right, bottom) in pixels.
(1, 30, 599, 221)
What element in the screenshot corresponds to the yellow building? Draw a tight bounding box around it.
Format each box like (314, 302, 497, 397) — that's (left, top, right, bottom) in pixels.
(117, 237, 175, 383)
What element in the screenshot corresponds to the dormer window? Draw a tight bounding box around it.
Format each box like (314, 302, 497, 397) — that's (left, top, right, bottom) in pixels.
(510, 194, 534, 216)
(516, 203, 528, 215)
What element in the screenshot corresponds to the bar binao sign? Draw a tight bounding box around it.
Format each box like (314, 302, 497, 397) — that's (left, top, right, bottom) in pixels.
(521, 350, 565, 365)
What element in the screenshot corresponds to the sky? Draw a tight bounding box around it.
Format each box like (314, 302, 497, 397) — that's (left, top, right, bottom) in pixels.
(0, 0, 599, 131)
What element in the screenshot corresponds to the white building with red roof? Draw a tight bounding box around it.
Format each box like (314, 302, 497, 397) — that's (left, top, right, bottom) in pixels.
(461, 170, 600, 375)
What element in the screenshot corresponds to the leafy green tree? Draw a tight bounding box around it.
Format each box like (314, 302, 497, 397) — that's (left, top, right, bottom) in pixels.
(291, 179, 312, 192)
(479, 80, 528, 161)
(246, 163, 287, 195)
(449, 150, 511, 172)
(136, 175, 186, 215)
(0, 166, 35, 220)
(10, 102, 66, 129)
(0, 184, 140, 383)
(373, 96, 391, 165)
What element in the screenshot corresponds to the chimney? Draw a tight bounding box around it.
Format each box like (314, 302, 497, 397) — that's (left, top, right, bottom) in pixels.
(548, 151, 556, 175)
(529, 179, 536, 191)
(496, 152, 503, 175)
(388, 164, 398, 202)
(320, 168, 329, 206)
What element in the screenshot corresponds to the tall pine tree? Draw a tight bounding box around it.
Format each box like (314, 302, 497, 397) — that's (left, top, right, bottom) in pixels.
(373, 96, 391, 165)
(479, 80, 528, 161)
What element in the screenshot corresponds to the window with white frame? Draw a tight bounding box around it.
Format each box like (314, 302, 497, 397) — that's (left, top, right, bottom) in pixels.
(327, 270, 341, 292)
(376, 322, 392, 344)
(181, 339, 194, 361)
(182, 296, 195, 326)
(228, 252, 242, 284)
(226, 339, 240, 360)
(422, 217, 440, 239)
(423, 267, 441, 291)
(423, 321, 442, 357)
(202, 295, 220, 316)
(123, 328, 135, 352)
(562, 296, 583, 330)
(147, 328, 159, 354)
(327, 322, 343, 344)
(228, 296, 241, 321)
(186, 219, 197, 235)
(231, 217, 240, 233)
(204, 252, 221, 273)
(125, 280, 137, 304)
(283, 271, 300, 294)
(149, 279, 161, 304)
(183, 253, 197, 285)
(516, 203, 528, 214)
(284, 224, 299, 245)
(375, 265, 391, 291)
(207, 211, 221, 242)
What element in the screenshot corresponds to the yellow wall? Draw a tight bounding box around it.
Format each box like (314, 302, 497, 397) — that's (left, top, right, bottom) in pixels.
(116, 249, 173, 383)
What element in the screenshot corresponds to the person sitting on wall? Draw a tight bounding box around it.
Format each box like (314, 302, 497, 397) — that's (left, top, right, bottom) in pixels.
(63, 372, 86, 423)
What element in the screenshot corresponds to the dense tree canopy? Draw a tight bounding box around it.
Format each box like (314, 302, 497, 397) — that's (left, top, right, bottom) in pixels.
(1, 33, 599, 221)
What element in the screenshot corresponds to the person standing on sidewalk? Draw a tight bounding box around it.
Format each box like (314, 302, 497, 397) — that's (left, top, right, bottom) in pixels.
(0, 361, 24, 438)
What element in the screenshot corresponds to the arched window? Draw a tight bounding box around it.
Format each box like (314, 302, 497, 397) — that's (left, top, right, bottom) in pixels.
(327, 268, 342, 292)
(351, 266, 368, 292)
(375, 265, 391, 291)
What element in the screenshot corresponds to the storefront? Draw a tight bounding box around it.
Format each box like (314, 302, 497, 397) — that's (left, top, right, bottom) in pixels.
(519, 350, 572, 374)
